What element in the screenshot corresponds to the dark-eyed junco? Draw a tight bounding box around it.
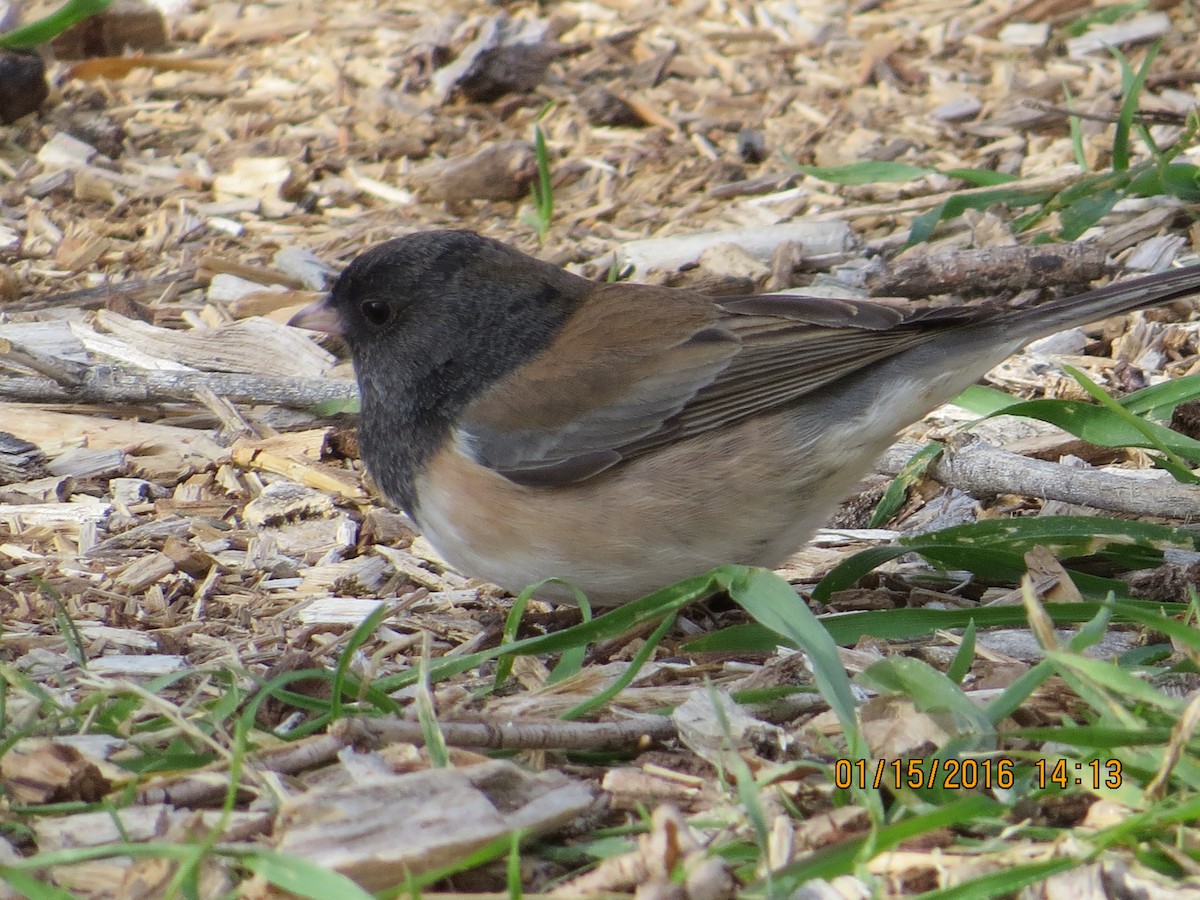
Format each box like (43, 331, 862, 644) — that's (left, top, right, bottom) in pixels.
(290, 230, 1200, 604)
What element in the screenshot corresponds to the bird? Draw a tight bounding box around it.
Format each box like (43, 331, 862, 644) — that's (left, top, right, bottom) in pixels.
(289, 230, 1200, 605)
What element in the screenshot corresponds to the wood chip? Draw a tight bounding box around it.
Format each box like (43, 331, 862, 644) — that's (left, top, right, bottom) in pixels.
(274, 760, 592, 890)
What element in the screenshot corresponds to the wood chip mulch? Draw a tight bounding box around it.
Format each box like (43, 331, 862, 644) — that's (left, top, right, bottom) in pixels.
(3, 0, 1200, 895)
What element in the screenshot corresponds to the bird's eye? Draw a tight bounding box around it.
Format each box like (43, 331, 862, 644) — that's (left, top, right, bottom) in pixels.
(361, 299, 392, 326)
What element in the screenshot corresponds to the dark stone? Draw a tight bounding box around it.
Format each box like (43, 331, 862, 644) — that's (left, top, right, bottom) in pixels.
(578, 85, 644, 127)
(0, 50, 48, 124)
(737, 128, 767, 164)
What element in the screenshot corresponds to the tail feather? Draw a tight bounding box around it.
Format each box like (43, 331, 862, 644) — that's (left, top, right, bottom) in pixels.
(1009, 263, 1200, 339)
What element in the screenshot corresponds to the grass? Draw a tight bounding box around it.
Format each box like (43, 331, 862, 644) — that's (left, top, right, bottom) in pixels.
(789, 40, 1200, 246)
(521, 103, 556, 245)
(0, 0, 113, 49)
(6, 558, 1200, 895)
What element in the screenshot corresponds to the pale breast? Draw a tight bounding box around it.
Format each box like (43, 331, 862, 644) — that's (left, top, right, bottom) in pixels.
(411, 412, 879, 604)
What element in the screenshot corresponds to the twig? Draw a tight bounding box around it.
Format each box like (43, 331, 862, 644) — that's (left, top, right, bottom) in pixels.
(1022, 98, 1188, 128)
(0, 369, 356, 409)
(135, 734, 344, 807)
(338, 714, 677, 751)
(7, 271, 202, 313)
(877, 436, 1200, 519)
(865, 243, 1109, 299)
(0, 339, 89, 387)
(969, 0, 1089, 37)
(810, 168, 1082, 224)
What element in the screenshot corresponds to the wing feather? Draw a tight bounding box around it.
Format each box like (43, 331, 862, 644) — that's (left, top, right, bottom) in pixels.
(458, 287, 971, 485)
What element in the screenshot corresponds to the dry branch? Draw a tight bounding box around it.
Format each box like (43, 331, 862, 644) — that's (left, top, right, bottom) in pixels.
(339, 714, 677, 752)
(0, 370, 356, 409)
(865, 244, 1109, 299)
(7, 272, 202, 313)
(877, 436, 1200, 519)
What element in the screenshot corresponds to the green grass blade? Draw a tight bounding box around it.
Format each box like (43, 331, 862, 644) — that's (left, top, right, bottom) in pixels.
(685, 599, 1185, 651)
(1055, 653, 1184, 714)
(1058, 189, 1121, 240)
(0, 0, 112, 49)
(972, 395, 1200, 461)
(1119, 374, 1200, 418)
(728, 569, 866, 760)
(416, 635, 450, 767)
(495, 583, 537, 690)
(329, 602, 391, 719)
(917, 859, 1078, 899)
(1006, 724, 1174, 746)
(560, 612, 675, 720)
(907, 187, 1055, 244)
(375, 568, 741, 693)
(940, 168, 1021, 187)
(794, 160, 933, 183)
(244, 849, 375, 899)
(1158, 162, 1200, 201)
(952, 384, 1024, 415)
(984, 659, 1051, 725)
(1064, 85, 1087, 169)
(0, 868, 76, 899)
(811, 545, 910, 601)
(1110, 40, 1159, 171)
(869, 441, 943, 527)
(762, 795, 1001, 890)
(547, 586, 593, 685)
(858, 656, 994, 737)
(947, 620, 976, 685)
(1062, 363, 1200, 476)
(815, 515, 1200, 605)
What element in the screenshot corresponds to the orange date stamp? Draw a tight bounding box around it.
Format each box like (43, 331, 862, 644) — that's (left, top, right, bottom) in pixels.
(834, 758, 1015, 791)
(1034, 758, 1122, 790)
(833, 757, 1123, 791)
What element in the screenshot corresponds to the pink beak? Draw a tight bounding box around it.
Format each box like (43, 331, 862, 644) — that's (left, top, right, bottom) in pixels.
(288, 297, 343, 335)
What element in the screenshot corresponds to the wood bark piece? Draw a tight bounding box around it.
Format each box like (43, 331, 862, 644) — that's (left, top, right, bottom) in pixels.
(87, 655, 188, 677)
(432, 13, 560, 103)
(877, 436, 1200, 518)
(970, 0, 1092, 37)
(579, 85, 647, 127)
(95, 311, 335, 378)
(51, 0, 168, 59)
(0, 741, 110, 805)
(298, 555, 389, 595)
(46, 447, 126, 479)
(273, 760, 593, 891)
(112, 551, 176, 593)
(1, 499, 112, 529)
(231, 438, 363, 500)
(865, 244, 1109, 299)
(33, 805, 270, 851)
(0, 321, 89, 363)
(672, 690, 790, 769)
(0, 431, 47, 484)
(133, 735, 346, 808)
(1066, 12, 1171, 57)
(604, 221, 856, 277)
(70, 321, 195, 371)
(412, 141, 538, 202)
(242, 479, 338, 528)
(0, 336, 91, 385)
(0, 403, 225, 464)
(550, 805, 735, 899)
